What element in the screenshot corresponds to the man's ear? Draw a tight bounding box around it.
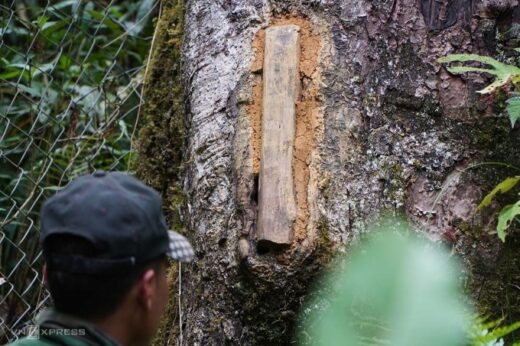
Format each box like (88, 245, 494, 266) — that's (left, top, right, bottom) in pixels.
(137, 269, 157, 311)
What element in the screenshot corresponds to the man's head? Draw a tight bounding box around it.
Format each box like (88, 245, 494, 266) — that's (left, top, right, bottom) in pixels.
(39, 171, 193, 344)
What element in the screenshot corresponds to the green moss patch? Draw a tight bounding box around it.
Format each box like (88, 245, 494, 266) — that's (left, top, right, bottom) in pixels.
(133, 0, 186, 230)
(133, 1, 185, 344)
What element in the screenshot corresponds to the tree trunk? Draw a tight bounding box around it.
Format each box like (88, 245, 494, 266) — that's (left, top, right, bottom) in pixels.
(140, 0, 520, 344)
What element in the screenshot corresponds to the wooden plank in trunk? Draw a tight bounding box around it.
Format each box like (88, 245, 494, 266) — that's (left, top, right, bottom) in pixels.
(257, 25, 300, 247)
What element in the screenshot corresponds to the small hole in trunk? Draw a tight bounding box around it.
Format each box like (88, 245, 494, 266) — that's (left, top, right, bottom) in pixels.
(251, 173, 259, 204)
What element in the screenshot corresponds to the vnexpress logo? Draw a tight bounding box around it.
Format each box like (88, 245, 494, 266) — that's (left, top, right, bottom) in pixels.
(23, 325, 40, 339)
(17, 325, 87, 339)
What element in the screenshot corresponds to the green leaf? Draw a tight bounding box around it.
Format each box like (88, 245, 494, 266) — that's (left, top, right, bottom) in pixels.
(497, 200, 520, 242)
(507, 96, 520, 127)
(10, 82, 42, 98)
(469, 317, 520, 346)
(438, 53, 520, 94)
(300, 219, 470, 346)
(128, 0, 155, 35)
(35, 15, 49, 30)
(515, 48, 520, 53)
(32, 63, 55, 78)
(58, 55, 72, 69)
(88, 9, 123, 35)
(513, 75, 520, 91)
(8, 62, 31, 70)
(445, 66, 495, 75)
(0, 70, 23, 80)
(475, 320, 520, 344)
(477, 176, 520, 210)
(41, 19, 68, 36)
(50, 0, 78, 10)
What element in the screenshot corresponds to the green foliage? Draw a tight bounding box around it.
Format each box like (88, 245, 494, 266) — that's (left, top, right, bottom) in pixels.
(299, 219, 520, 345)
(506, 97, 520, 127)
(438, 54, 520, 94)
(469, 317, 520, 346)
(0, 1, 156, 221)
(478, 176, 520, 210)
(497, 201, 520, 242)
(438, 51, 520, 127)
(477, 176, 520, 242)
(299, 219, 470, 346)
(0, 0, 156, 334)
(439, 51, 520, 241)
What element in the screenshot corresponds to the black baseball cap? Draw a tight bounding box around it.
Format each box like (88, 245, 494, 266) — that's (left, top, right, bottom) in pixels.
(40, 171, 194, 275)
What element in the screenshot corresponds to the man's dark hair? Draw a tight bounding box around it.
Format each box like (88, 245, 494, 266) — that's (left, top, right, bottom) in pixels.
(44, 234, 166, 319)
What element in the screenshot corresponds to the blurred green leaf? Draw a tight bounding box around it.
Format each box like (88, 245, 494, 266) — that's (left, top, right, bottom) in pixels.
(0, 70, 23, 80)
(127, 0, 155, 35)
(35, 15, 49, 30)
(88, 9, 123, 35)
(50, 0, 80, 10)
(32, 63, 55, 78)
(12, 82, 42, 98)
(41, 19, 69, 36)
(300, 220, 470, 346)
(7, 62, 31, 70)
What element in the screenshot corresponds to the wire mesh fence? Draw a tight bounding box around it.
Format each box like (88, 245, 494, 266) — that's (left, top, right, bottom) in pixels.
(0, 0, 158, 342)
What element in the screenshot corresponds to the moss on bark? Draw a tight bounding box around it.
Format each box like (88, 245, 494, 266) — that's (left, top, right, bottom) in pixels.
(151, 263, 180, 346)
(133, 1, 185, 344)
(133, 0, 185, 231)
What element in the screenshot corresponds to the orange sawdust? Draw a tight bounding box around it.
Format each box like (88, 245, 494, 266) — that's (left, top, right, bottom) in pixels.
(249, 29, 264, 175)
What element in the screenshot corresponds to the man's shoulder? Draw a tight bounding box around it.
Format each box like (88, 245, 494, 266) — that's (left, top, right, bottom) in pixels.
(7, 335, 88, 346)
(7, 336, 57, 346)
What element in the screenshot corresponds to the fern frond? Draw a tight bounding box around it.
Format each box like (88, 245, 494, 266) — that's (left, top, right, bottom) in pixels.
(469, 317, 520, 346)
(438, 53, 520, 94)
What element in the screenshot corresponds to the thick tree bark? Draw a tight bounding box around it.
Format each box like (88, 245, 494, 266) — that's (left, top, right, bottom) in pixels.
(142, 0, 520, 344)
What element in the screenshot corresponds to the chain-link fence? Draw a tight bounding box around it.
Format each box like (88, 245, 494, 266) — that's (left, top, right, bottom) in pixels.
(0, 0, 158, 342)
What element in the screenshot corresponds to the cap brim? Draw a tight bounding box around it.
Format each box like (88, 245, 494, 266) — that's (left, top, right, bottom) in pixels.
(167, 231, 194, 262)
